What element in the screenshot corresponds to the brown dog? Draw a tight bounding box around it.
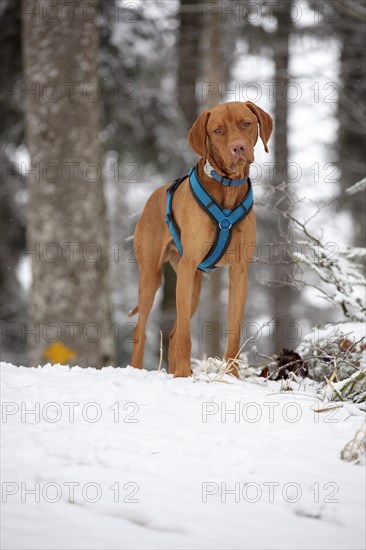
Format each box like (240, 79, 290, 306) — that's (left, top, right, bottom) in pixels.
(129, 101, 273, 377)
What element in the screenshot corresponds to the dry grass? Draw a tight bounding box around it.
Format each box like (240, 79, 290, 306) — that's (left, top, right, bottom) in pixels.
(325, 369, 366, 404)
(191, 335, 267, 385)
(341, 422, 366, 465)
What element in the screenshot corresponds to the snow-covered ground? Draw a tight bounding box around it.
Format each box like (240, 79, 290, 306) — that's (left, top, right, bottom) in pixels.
(1, 362, 365, 550)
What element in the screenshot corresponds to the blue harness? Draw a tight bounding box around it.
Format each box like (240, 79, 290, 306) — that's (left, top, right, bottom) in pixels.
(165, 165, 253, 272)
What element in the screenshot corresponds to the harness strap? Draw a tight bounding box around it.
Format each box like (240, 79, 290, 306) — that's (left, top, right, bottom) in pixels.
(165, 166, 253, 272)
(165, 175, 187, 256)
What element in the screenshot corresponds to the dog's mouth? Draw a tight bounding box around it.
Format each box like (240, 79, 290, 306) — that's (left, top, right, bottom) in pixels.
(226, 157, 253, 176)
(229, 158, 252, 168)
(207, 149, 253, 179)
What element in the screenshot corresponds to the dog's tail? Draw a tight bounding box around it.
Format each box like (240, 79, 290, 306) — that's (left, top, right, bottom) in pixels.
(128, 305, 139, 317)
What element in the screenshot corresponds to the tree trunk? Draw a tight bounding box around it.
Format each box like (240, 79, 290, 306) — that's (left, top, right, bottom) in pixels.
(176, 0, 202, 130)
(0, 0, 27, 365)
(272, 3, 297, 354)
(160, 0, 202, 363)
(337, 21, 366, 246)
(23, 0, 115, 367)
(204, 0, 226, 359)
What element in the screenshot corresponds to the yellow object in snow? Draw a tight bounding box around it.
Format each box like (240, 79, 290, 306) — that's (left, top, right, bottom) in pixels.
(43, 342, 76, 364)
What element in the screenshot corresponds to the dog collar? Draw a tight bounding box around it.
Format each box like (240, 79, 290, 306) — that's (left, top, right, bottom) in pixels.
(204, 160, 249, 187)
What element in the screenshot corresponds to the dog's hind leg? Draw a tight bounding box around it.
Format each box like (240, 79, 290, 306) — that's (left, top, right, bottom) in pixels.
(131, 216, 165, 370)
(131, 269, 162, 370)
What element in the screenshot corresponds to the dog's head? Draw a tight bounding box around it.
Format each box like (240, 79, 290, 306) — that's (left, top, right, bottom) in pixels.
(188, 101, 273, 178)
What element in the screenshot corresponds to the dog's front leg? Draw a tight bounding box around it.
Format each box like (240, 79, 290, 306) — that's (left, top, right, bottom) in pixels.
(174, 257, 197, 378)
(225, 263, 249, 377)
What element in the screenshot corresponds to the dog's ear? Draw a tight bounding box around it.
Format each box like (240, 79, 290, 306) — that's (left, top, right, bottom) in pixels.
(245, 102, 273, 153)
(188, 109, 211, 157)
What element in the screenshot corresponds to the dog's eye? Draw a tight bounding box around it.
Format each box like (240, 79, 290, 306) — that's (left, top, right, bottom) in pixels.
(213, 128, 223, 134)
(242, 121, 251, 128)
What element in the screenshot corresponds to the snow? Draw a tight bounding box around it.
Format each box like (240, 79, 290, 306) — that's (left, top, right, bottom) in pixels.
(298, 321, 366, 355)
(1, 362, 365, 550)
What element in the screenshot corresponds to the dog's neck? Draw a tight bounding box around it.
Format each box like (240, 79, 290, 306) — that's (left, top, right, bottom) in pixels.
(203, 160, 249, 185)
(197, 158, 250, 210)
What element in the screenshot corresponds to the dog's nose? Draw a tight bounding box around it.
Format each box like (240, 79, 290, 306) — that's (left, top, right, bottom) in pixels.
(229, 141, 246, 157)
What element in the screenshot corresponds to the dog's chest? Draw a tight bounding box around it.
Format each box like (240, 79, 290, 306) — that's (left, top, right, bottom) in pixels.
(207, 185, 249, 210)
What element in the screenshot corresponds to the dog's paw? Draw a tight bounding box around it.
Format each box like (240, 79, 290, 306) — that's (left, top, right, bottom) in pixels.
(173, 367, 192, 378)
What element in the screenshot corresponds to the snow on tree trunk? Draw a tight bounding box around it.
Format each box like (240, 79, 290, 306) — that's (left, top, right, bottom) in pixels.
(23, 0, 115, 367)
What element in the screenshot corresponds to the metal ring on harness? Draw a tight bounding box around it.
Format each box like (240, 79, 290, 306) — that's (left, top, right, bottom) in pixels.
(219, 218, 232, 230)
